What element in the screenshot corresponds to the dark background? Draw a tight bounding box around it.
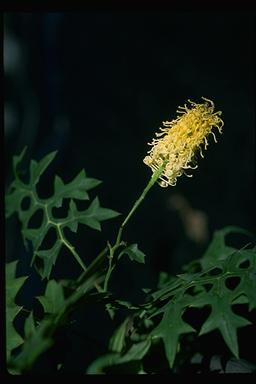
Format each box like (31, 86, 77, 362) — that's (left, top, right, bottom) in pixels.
(4, 11, 255, 372)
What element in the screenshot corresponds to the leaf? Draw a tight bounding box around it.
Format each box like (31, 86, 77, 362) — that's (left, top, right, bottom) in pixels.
(13, 146, 27, 180)
(37, 280, 65, 315)
(12, 319, 54, 373)
(6, 261, 28, 361)
(5, 188, 28, 218)
(119, 244, 145, 264)
(35, 240, 62, 280)
(238, 272, 256, 310)
(87, 339, 151, 374)
(5, 149, 120, 279)
(224, 358, 256, 373)
(111, 300, 139, 312)
(24, 312, 36, 339)
(100, 228, 256, 372)
(200, 226, 253, 270)
(192, 280, 251, 358)
(67, 197, 120, 232)
(109, 318, 130, 353)
(6, 313, 24, 361)
(10, 270, 104, 373)
(86, 353, 123, 374)
(118, 339, 151, 363)
(29, 151, 57, 185)
(200, 305, 250, 359)
(150, 302, 195, 368)
(53, 170, 101, 207)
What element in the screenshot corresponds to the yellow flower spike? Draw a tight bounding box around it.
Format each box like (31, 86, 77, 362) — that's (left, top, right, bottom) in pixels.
(143, 97, 224, 187)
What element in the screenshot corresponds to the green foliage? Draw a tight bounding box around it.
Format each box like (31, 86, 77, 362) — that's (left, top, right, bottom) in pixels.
(5, 148, 256, 374)
(6, 261, 28, 361)
(118, 243, 145, 264)
(8, 269, 108, 373)
(87, 339, 151, 374)
(5, 148, 120, 279)
(36, 280, 65, 315)
(88, 227, 256, 373)
(150, 301, 195, 368)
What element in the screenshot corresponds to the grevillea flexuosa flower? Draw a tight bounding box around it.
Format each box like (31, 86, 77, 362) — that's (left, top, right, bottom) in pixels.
(143, 97, 224, 187)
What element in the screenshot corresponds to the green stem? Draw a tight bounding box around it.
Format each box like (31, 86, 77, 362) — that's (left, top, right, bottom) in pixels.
(103, 243, 115, 292)
(103, 161, 167, 294)
(116, 161, 167, 245)
(57, 225, 87, 272)
(77, 245, 109, 285)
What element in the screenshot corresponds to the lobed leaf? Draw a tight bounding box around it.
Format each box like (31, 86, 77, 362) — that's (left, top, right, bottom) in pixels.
(5, 148, 120, 279)
(150, 302, 195, 368)
(119, 244, 145, 264)
(37, 280, 65, 315)
(6, 261, 28, 361)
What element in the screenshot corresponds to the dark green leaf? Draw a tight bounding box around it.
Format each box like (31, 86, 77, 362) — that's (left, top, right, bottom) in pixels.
(6, 261, 28, 360)
(151, 302, 195, 368)
(29, 151, 57, 185)
(5, 150, 119, 278)
(12, 319, 54, 373)
(68, 197, 120, 232)
(201, 226, 253, 270)
(24, 312, 36, 339)
(109, 318, 130, 353)
(37, 280, 65, 314)
(13, 146, 27, 180)
(119, 244, 145, 264)
(53, 170, 101, 207)
(35, 241, 62, 280)
(192, 280, 251, 358)
(87, 340, 151, 374)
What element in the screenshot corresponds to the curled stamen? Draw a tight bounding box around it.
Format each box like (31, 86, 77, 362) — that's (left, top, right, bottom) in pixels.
(143, 97, 224, 187)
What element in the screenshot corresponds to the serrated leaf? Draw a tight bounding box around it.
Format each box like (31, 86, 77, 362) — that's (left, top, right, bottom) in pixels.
(201, 226, 253, 270)
(82, 196, 120, 221)
(237, 272, 256, 311)
(24, 312, 36, 339)
(6, 261, 27, 305)
(5, 149, 120, 278)
(119, 244, 145, 264)
(149, 276, 183, 302)
(12, 319, 54, 372)
(6, 261, 28, 361)
(5, 189, 28, 218)
(6, 321, 24, 361)
(29, 151, 57, 185)
(68, 197, 120, 232)
(151, 302, 195, 368)
(37, 280, 65, 314)
(22, 226, 49, 256)
(10, 270, 104, 372)
(193, 280, 251, 358)
(53, 170, 101, 207)
(35, 241, 62, 280)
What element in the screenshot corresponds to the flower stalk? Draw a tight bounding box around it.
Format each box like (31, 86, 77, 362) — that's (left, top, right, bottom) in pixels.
(102, 97, 223, 317)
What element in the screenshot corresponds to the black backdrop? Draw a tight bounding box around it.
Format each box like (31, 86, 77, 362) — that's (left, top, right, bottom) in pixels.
(4, 11, 255, 372)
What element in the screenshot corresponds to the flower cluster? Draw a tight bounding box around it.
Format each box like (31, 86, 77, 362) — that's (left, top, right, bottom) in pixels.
(143, 97, 224, 187)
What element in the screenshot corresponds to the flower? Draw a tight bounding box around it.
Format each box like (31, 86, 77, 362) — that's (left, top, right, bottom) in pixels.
(143, 97, 224, 187)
